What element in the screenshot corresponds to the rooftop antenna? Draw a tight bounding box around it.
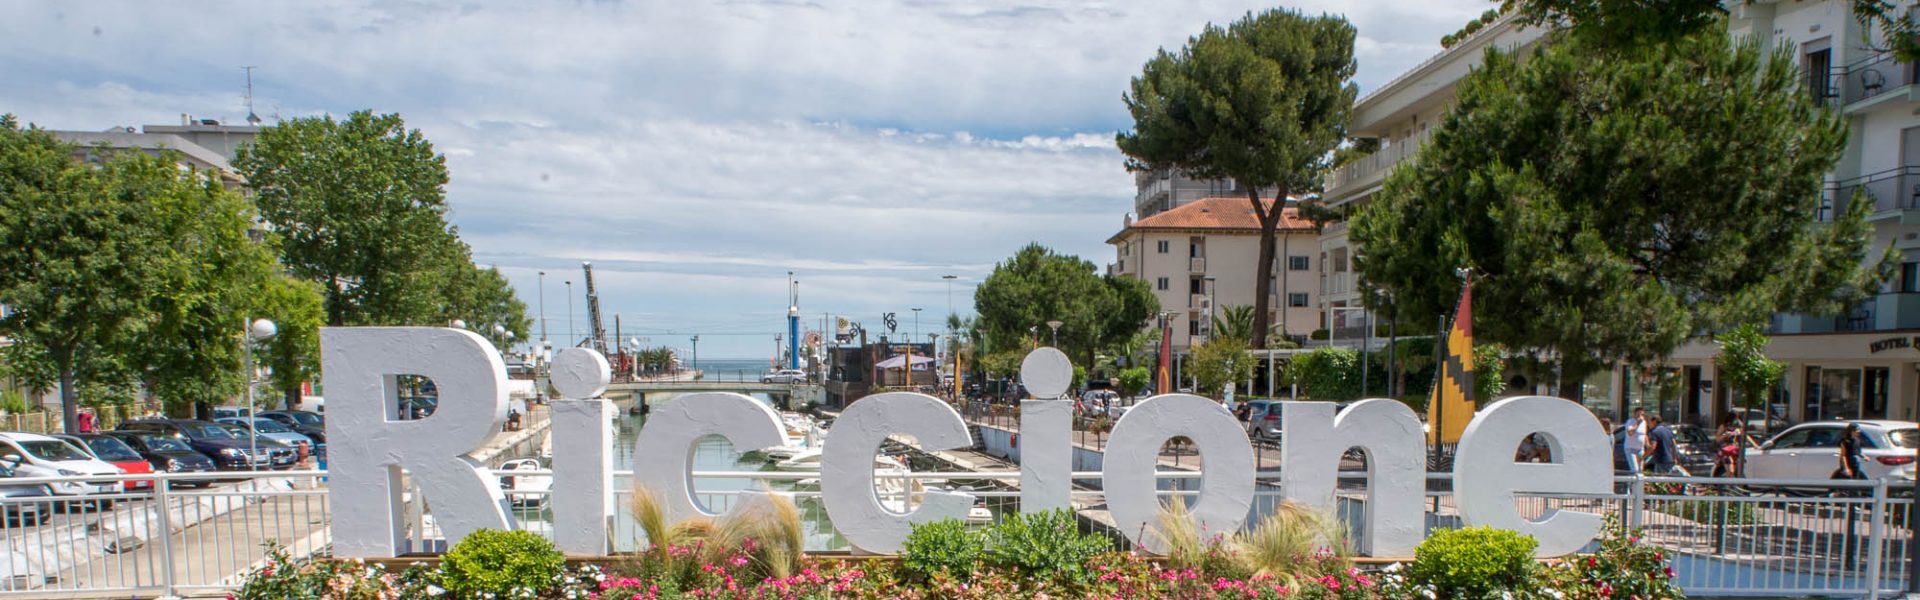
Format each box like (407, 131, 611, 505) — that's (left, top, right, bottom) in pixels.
(242, 66, 262, 126)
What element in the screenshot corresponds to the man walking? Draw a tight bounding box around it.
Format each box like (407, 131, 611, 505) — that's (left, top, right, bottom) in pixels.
(1646, 415, 1679, 475)
(1622, 408, 1648, 475)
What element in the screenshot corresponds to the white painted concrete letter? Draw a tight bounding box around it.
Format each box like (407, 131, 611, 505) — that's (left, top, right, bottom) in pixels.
(1019, 348, 1073, 512)
(322, 327, 514, 558)
(633, 392, 786, 524)
(1454, 396, 1610, 557)
(1103, 394, 1254, 554)
(1279, 399, 1424, 556)
(549, 347, 615, 555)
(822, 392, 975, 554)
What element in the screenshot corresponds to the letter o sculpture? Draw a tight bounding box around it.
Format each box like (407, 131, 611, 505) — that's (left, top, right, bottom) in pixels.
(1102, 394, 1254, 554)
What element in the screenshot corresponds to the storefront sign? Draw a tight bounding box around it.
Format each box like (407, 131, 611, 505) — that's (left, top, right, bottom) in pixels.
(322, 327, 1611, 559)
(1869, 336, 1916, 353)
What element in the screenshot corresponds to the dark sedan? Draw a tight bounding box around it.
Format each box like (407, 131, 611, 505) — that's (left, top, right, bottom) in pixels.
(115, 419, 277, 471)
(257, 410, 325, 444)
(102, 432, 217, 486)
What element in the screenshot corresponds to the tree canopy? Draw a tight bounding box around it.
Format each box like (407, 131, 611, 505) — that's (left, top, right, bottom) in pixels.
(1503, 0, 1920, 62)
(1118, 8, 1356, 349)
(235, 111, 460, 327)
(1350, 26, 1882, 391)
(972, 243, 1159, 368)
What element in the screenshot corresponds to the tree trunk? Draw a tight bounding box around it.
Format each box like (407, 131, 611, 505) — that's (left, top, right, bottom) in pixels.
(284, 384, 301, 411)
(58, 367, 78, 434)
(1248, 187, 1280, 351)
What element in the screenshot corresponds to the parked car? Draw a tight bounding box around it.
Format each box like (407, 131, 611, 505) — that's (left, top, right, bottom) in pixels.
(116, 419, 282, 471)
(0, 462, 53, 525)
(1243, 400, 1284, 441)
(761, 369, 808, 384)
(211, 424, 300, 469)
(54, 434, 154, 492)
(1744, 420, 1919, 484)
(0, 433, 124, 497)
(257, 410, 326, 444)
(102, 432, 217, 486)
(304, 396, 325, 413)
(217, 417, 314, 459)
(210, 406, 255, 421)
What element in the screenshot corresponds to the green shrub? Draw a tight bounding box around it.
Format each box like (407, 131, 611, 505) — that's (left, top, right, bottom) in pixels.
(1408, 526, 1538, 597)
(438, 529, 566, 599)
(902, 518, 983, 579)
(984, 509, 1112, 583)
(0, 390, 26, 415)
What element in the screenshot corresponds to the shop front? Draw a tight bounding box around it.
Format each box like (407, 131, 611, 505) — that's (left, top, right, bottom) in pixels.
(1624, 331, 1920, 430)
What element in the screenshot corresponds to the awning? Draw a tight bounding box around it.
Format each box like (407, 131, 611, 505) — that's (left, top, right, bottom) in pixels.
(875, 354, 936, 370)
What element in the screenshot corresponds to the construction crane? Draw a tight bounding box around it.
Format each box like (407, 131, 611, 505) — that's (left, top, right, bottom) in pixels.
(581, 261, 609, 354)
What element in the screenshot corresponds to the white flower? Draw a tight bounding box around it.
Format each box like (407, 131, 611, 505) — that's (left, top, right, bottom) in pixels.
(427, 584, 446, 596)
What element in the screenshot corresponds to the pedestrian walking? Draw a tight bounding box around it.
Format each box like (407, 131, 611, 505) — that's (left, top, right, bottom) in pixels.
(1646, 415, 1678, 475)
(1835, 423, 1866, 480)
(1622, 408, 1647, 475)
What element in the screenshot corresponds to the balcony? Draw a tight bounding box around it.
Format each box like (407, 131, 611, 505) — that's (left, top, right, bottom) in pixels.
(1190, 257, 1206, 273)
(1827, 166, 1920, 218)
(1322, 272, 1354, 298)
(1842, 53, 1915, 107)
(1324, 128, 1433, 205)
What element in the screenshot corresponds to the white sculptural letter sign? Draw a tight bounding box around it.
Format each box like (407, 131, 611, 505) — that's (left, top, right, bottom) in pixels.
(323, 328, 1613, 559)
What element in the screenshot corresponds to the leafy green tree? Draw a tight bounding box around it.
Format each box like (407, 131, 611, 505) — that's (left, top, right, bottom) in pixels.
(1118, 8, 1357, 350)
(1503, 0, 1920, 62)
(234, 111, 461, 327)
(1210, 305, 1256, 343)
(1351, 27, 1881, 393)
(0, 116, 271, 429)
(254, 276, 325, 410)
(434, 245, 532, 350)
(973, 243, 1159, 368)
(1187, 336, 1255, 398)
(1117, 367, 1151, 397)
(1290, 347, 1361, 401)
(1714, 323, 1784, 422)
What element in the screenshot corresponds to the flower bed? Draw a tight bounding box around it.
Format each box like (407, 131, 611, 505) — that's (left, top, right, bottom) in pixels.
(234, 495, 1683, 599)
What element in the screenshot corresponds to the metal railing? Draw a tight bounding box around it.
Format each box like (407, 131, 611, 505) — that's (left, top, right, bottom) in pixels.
(1843, 53, 1914, 106)
(3, 465, 1915, 597)
(1829, 166, 1920, 215)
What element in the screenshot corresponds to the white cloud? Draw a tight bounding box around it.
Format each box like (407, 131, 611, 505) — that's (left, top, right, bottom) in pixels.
(0, 0, 1491, 357)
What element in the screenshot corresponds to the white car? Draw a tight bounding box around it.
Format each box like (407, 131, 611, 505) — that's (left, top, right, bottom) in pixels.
(0, 433, 125, 496)
(1743, 420, 1919, 483)
(761, 369, 808, 384)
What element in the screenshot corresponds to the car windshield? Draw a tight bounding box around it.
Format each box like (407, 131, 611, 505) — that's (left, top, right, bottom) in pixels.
(1889, 429, 1920, 449)
(21, 440, 93, 462)
(227, 419, 291, 433)
(177, 422, 232, 439)
(142, 436, 191, 452)
(84, 438, 142, 462)
(284, 412, 322, 426)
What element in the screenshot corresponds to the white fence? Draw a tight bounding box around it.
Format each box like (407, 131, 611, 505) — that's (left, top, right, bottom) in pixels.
(0, 469, 1912, 597)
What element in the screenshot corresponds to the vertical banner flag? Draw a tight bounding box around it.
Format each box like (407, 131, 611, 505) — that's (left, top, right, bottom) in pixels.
(1157, 314, 1173, 395)
(1426, 281, 1475, 445)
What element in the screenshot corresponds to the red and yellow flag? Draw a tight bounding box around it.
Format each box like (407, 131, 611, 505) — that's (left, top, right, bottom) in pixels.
(1156, 314, 1173, 395)
(1427, 282, 1475, 445)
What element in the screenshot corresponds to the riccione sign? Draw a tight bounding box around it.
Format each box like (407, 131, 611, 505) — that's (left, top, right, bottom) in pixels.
(321, 327, 1612, 559)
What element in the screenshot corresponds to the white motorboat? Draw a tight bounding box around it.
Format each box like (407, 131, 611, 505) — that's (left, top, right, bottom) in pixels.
(497, 458, 550, 507)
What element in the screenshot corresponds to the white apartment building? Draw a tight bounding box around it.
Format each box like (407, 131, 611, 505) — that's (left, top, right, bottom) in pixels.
(1317, 17, 1545, 339)
(1133, 168, 1272, 218)
(1653, 1, 1920, 427)
(1321, 4, 1920, 427)
(1108, 197, 1320, 356)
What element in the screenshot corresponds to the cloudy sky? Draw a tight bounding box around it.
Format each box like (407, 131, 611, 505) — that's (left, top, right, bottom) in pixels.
(2, 0, 1488, 359)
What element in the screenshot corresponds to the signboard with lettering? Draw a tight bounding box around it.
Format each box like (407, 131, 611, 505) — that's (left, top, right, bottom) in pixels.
(323, 328, 1611, 559)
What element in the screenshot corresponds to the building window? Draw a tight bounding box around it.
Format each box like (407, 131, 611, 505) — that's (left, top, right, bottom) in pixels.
(1190, 278, 1205, 295)
(1902, 262, 1919, 293)
(1805, 44, 1833, 101)
(1156, 277, 1170, 291)
(1157, 240, 1170, 254)
(1288, 255, 1310, 271)
(1288, 293, 1309, 307)
(1189, 318, 1201, 336)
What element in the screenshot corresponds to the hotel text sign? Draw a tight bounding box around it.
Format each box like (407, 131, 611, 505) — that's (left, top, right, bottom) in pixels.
(1870, 336, 1918, 353)
(321, 328, 1610, 559)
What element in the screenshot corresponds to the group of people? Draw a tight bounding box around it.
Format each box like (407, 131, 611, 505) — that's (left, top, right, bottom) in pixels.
(1620, 408, 1683, 475)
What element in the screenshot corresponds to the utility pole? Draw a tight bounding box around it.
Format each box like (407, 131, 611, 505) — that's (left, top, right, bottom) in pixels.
(565, 280, 575, 347)
(690, 335, 700, 376)
(788, 273, 801, 371)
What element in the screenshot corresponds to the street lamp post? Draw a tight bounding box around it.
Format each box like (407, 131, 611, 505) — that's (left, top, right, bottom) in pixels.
(1046, 320, 1063, 347)
(690, 335, 700, 377)
(243, 318, 276, 468)
(538, 271, 548, 343)
(565, 280, 575, 348)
